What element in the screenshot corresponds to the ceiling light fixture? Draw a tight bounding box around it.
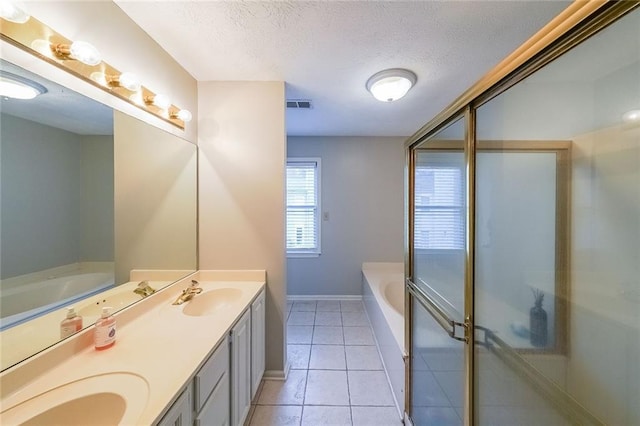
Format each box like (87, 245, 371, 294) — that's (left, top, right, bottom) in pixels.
(51, 41, 102, 66)
(145, 93, 171, 110)
(366, 68, 417, 102)
(0, 71, 47, 99)
(622, 109, 640, 124)
(170, 109, 192, 122)
(0, 0, 30, 23)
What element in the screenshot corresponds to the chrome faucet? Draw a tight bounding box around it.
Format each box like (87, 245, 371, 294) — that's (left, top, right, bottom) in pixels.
(134, 280, 156, 298)
(172, 280, 203, 305)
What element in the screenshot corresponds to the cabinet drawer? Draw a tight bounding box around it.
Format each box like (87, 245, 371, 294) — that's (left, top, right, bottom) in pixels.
(194, 337, 229, 413)
(156, 386, 192, 426)
(195, 371, 230, 426)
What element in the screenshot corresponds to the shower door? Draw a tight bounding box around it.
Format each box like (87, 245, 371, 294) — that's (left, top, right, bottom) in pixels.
(408, 125, 569, 426)
(407, 116, 469, 426)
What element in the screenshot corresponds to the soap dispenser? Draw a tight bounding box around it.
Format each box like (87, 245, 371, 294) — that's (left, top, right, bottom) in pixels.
(94, 307, 116, 350)
(60, 307, 83, 339)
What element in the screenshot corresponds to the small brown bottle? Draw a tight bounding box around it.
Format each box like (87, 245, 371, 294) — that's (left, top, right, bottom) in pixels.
(60, 307, 83, 339)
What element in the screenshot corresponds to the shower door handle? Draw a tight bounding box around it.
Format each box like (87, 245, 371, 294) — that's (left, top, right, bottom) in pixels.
(407, 279, 468, 343)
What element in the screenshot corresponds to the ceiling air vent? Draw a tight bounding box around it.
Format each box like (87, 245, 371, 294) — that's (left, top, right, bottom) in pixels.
(286, 99, 313, 109)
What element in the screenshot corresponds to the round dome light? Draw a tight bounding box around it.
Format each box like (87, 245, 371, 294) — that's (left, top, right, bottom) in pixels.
(366, 68, 417, 102)
(0, 72, 47, 100)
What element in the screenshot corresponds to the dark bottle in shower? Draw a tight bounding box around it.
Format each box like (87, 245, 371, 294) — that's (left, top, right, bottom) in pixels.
(530, 289, 548, 347)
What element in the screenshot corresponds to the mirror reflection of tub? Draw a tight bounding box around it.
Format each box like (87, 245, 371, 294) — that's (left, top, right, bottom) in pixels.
(0, 58, 197, 371)
(0, 265, 114, 331)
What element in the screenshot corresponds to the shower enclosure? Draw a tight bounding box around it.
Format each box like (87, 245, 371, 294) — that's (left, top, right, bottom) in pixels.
(405, 3, 639, 425)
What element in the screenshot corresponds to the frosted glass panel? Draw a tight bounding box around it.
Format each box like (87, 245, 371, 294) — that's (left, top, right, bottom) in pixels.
(413, 118, 466, 316)
(474, 8, 640, 425)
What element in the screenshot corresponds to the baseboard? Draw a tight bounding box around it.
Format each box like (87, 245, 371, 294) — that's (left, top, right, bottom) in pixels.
(263, 361, 290, 381)
(287, 295, 362, 301)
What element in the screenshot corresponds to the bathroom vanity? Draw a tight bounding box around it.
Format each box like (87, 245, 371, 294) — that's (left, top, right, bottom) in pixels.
(0, 271, 266, 426)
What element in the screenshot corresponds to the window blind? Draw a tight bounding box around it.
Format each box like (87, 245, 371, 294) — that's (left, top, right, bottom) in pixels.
(414, 159, 465, 250)
(286, 160, 320, 254)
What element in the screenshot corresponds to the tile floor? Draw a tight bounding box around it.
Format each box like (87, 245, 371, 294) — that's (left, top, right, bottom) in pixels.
(245, 299, 403, 426)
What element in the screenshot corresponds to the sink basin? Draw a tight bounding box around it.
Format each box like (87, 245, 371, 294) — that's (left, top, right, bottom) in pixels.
(182, 288, 243, 316)
(0, 372, 149, 425)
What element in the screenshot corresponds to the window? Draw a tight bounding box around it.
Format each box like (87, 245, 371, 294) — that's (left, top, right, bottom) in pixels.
(414, 153, 464, 250)
(286, 158, 321, 256)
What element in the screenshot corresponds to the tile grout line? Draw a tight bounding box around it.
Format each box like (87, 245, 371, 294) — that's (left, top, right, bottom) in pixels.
(299, 304, 316, 424)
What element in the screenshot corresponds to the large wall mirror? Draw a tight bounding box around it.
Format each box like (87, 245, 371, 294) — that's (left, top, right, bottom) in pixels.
(0, 58, 197, 371)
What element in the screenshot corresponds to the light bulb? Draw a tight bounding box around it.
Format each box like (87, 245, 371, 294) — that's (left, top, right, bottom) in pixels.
(177, 109, 192, 122)
(0, 0, 30, 23)
(69, 41, 101, 66)
(90, 71, 108, 86)
(118, 72, 141, 91)
(622, 109, 640, 124)
(151, 93, 171, 110)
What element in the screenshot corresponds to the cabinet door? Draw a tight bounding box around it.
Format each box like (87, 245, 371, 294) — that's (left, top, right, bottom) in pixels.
(195, 371, 230, 426)
(156, 387, 192, 426)
(251, 290, 266, 399)
(231, 309, 251, 426)
(194, 337, 229, 413)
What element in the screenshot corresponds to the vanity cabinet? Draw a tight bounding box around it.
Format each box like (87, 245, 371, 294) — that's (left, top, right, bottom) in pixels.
(155, 288, 265, 426)
(251, 289, 266, 399)
(157, 387, 193, 426)
(231, 309, 252, 426)
(194, 336, 230, 426)
(156, 337, 229, 426)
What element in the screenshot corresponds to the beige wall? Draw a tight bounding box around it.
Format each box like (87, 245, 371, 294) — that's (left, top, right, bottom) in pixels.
(114, 112, 198, 284)
(1, 1, 197, 143)
(198, 81, 287, 375)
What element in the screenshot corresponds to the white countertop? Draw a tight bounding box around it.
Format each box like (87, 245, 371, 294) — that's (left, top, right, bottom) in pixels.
(0, 270, 266, 425)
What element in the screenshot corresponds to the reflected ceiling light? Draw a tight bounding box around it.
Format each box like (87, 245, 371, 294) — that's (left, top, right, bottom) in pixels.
(92, 71, 141, 91)
(622, 109, 640, 124)
(0, 0, 30, 23)
(116, 72, 141, 91)
(0, 71, 47, 99)
(170, 109, 193, 122)
(52, 41, 102, 66)
(366, 68, 417, 102)
(145, 93, 171, 110)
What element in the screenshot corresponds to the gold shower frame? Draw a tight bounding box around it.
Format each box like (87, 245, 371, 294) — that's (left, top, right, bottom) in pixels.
(403, 1, 639, 425)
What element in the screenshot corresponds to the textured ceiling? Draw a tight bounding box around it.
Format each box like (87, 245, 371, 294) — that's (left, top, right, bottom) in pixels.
(115, 0, 571, 137)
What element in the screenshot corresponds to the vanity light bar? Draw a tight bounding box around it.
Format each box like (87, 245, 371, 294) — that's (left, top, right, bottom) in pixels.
(0, 11, 191, 130)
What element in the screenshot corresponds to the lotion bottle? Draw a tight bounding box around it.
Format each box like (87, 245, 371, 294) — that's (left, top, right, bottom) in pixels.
(60, 307, 83, 339)
(94, 307, 116, 350)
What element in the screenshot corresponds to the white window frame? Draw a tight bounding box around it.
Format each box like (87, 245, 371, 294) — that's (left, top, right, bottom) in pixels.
(286, 158, 321, 257)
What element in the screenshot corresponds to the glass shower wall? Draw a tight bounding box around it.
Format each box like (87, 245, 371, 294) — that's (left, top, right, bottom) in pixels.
(474, 7, 639, 425)
(410, 117, 467, 426)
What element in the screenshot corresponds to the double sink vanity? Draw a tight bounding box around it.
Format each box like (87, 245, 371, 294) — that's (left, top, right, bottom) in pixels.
(0, 270, 266, 426)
